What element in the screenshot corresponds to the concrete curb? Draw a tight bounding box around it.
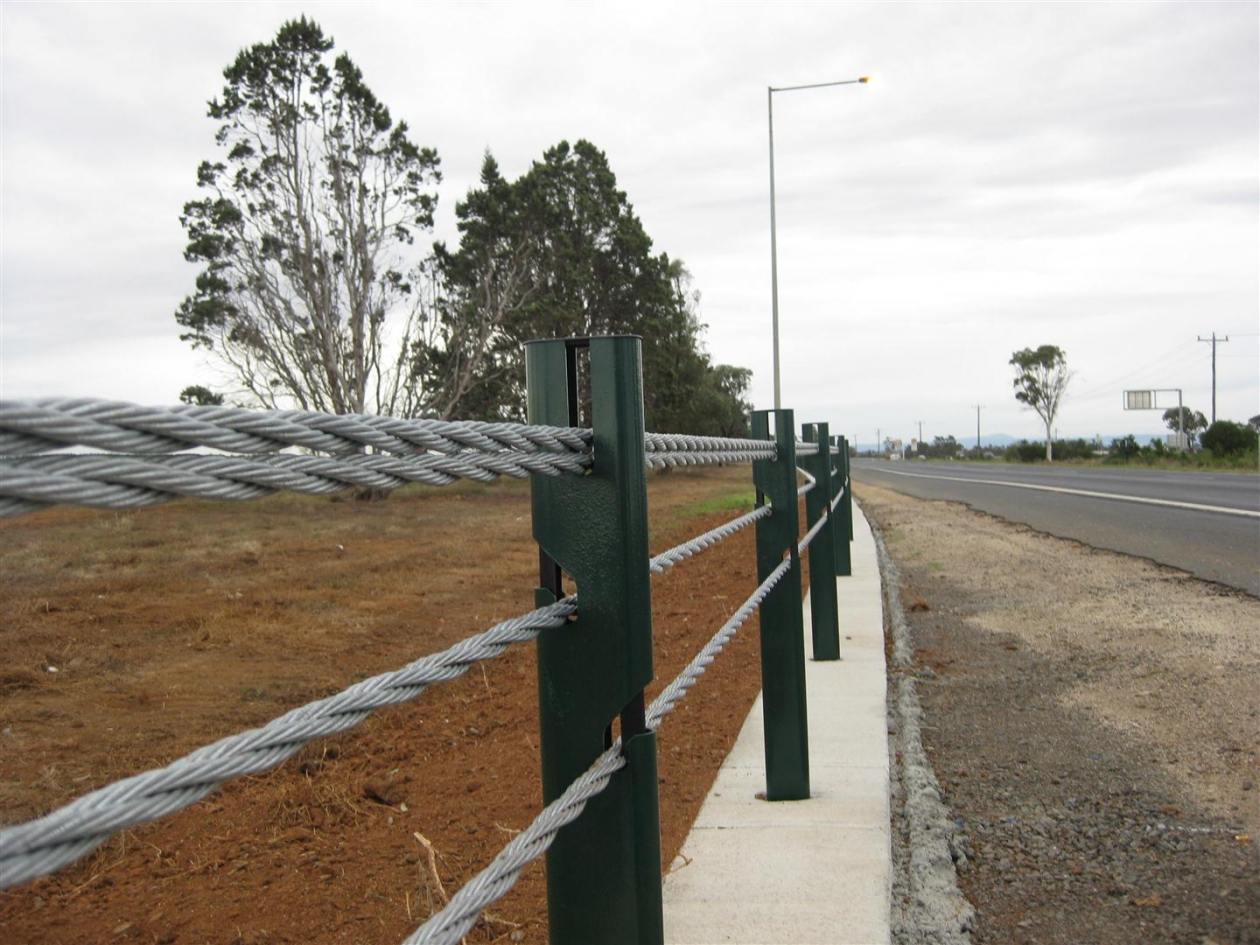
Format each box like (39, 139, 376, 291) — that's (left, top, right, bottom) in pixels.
(662, 503, 892, 944)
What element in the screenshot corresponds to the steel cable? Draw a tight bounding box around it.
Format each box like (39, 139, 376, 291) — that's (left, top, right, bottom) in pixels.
(648, 505, 772, 575)
(0, 447, 590, 519)
(645, 448, 774, 469)
(0, 599, 578, 890)
(643, 432, 772, 456)
(831, 482, 847, 513)
(0, 399, 591, 458)
(797, 511, 830, 556)
(407, 556, 796, 944)
(797, 467, 816, 498)
(2, 400, 782, 465)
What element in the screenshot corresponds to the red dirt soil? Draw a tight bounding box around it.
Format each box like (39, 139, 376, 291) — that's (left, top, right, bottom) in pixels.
(0, 466, 806, 944)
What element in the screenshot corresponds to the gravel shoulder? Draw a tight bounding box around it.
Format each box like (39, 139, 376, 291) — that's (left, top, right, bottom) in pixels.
(859, 483, 1259, 944)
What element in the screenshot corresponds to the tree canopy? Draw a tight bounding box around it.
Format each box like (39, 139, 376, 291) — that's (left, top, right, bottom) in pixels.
(434, 141, 750, 433)
(1200, 420, 1259, 457)
(175, 22, 751, 432)
(175, 17, 441, 416)
(1010, 345, 1073, 461)
(1162, 406, 1208, 447)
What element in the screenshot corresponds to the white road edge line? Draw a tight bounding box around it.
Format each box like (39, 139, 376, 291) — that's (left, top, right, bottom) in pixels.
(863, 468, 1260, 519)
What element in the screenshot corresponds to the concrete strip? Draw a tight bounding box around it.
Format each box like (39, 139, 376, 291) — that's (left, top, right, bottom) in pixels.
(662, 504, 891, 944)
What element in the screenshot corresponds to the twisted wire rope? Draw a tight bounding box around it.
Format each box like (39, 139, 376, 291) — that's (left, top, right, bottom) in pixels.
(796, 467, 816, 498)
(0, 446, 590, 519)
(832, 481, 847, 513)
(795, 440, 820, 457)
(648, 504, 772, 575)
(0, 599, 578, 890)
(645, 448, 773, 469)
(0, 398, 789, 517)
(797, 508, 831, 556)
(0, 400, 782, 466)
(643, 432, 772, 457)
(408, 555, 797, 944)
(0, 400, 591, 458)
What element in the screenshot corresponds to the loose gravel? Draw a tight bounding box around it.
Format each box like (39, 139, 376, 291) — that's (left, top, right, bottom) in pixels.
(860, 484, 1259, 945)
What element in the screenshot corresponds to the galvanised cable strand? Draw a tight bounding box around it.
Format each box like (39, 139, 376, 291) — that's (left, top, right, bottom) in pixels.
(2, 400, 781, 463)
(0, 400, 591, 458)
(796, 467, 816, 498)
(795, 440, 821, 457)
(0, 446, 590, 519)
(797, 510, 830, 556)
(0, 448, 775, 519)
(405, 743, 627, 945)
(646, 556, 794, 728)
(831, 482, 847, 513)
(643, 432, 773, 456)
(645, 448, 774, 469)
(407, 556, 797, 945)
(0, 599, 578, 891)
(648, 505, 772, 575)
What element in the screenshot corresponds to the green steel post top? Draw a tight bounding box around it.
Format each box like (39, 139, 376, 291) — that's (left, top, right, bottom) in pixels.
(751, 408, 810, 801)
(525, 335, 662, 945)
(802, 422, 840, 661)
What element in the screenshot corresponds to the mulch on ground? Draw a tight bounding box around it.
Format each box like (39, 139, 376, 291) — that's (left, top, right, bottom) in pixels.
(1, 466, 802, 944)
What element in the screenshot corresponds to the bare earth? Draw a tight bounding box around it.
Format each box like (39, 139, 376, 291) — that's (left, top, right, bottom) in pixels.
(0, 466, 776, 944)
(860, 482, 1260, 944)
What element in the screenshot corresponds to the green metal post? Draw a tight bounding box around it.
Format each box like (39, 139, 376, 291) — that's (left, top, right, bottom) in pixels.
(526, 336, 663, 945)
(836, 436, 853, 576)
(752, 409, 810, 801)
(802, 422, 840, 660)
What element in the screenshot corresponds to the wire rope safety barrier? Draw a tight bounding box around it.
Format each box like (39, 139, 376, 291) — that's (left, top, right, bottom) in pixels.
(0, 335, 857, 945)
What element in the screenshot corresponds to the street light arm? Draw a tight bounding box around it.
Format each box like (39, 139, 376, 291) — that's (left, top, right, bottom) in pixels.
(767, 72, 869, 411)
(770, 76, 869, 94)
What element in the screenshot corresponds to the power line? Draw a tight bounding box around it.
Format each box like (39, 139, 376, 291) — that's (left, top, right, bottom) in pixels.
(1073, 347, 1207, 405)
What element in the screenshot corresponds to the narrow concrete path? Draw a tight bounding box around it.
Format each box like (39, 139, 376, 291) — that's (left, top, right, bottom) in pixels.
(662, 504, 891, 944)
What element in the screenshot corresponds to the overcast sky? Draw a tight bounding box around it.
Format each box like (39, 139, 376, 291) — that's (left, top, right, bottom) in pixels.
(3, 1, 1257, 446)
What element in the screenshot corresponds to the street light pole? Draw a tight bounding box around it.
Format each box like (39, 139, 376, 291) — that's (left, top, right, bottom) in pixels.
(769, 75, 869, 410)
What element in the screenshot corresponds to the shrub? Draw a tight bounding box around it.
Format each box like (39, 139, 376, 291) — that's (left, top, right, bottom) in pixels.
(1110, 435, 1141, 459)
(1201, 421, 1259, 457)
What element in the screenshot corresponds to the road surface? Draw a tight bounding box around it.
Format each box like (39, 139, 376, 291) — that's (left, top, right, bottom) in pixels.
(851, 460, 1260, 597)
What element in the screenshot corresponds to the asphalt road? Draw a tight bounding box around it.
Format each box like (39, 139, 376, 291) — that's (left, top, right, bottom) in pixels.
(851, 460, 1260, 597)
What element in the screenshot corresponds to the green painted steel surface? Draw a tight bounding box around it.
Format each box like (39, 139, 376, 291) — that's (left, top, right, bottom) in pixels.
(525, 336, 663, 945)
(802, 422, 840, 660)
(752, 409, 811, 801)
(837, 436, 853, 576)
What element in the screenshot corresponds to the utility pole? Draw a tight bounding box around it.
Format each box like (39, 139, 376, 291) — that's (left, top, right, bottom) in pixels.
(876, 428, 881, 457)
(917, 420, 924, 451)
(1197, 333, 1230, 423)
(974, 404, 984, 452)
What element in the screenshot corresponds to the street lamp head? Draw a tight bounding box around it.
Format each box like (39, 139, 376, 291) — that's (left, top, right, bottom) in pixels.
(859, 76, 871, 83)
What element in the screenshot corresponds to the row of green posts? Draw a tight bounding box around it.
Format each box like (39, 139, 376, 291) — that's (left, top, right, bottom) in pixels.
(525, 336, 853, 944)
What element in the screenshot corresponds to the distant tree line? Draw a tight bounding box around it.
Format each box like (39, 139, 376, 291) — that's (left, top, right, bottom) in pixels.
(176, 18, 751, 436)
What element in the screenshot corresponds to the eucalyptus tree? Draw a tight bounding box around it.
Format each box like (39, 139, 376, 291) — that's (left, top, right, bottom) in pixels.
(1010, 345, 1073, 461)
(175, 18, 442, 416)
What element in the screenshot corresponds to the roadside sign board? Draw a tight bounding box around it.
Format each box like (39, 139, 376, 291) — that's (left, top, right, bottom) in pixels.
(1124, 390, 1155, 410)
